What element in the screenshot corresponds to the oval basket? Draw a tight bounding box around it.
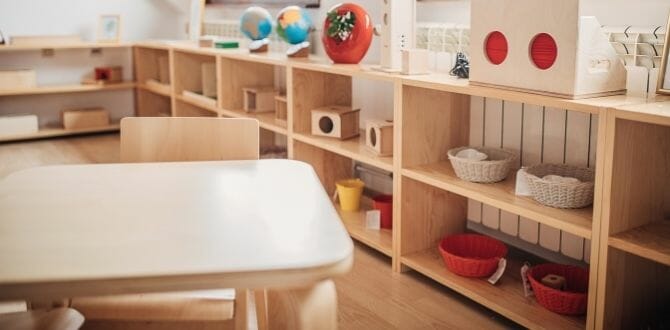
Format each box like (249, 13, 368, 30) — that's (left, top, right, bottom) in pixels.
(438, 234, 508, 278)
(524, 164, 595, 209)
(528, 263, 589, 315)
(447, 147, 517, 183)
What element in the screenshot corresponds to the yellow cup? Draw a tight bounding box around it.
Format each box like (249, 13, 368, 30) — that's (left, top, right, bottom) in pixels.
(336, 178, 365, 211)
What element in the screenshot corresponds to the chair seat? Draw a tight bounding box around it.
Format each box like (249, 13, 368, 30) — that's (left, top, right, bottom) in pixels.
(71, 290, 235, 322)
(0, 308, 84, 330)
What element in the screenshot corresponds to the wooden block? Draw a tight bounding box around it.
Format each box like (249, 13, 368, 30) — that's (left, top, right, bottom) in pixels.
(541, 274, 566, 291)
(311, 105, 360, 140)
(157, 55, 170, 84)
(62, 108, 109, 130)
(401, 49, 429, 75)
(0, 114, 38, 137)
(275, 95, 288, 124)
(198, 36, 216, 48)
(94, 66, 122, 83)
(365, 120, 393, 156)
(243, 87, 276, 113)
(201, 62, 217, 98)
(9, 35, 81, 46)
(0, 69, 36, 89)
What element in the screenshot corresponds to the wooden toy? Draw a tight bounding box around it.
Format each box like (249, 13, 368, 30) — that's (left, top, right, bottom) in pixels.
(469, 0, 626, 99)
(243, 87, 277, 113)
(275, 94, 288, 125)
(311, 106, 360, 140)
(0, 69, 36, 89)
(201, 62, 217, 98)
(94, 66, 123, 84)
(365, 120, 394, 156)
(62, 108, 110, 130)
(0, 114, 38, 137)
(541, 274, 567, 291)
(401, 49, 429, 75)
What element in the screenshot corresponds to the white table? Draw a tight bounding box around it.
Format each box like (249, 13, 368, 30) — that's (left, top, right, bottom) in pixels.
(0, 159, 354, 329)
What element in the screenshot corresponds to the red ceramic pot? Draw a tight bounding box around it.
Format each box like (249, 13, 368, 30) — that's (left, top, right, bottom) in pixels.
(322, 3, 373, 64)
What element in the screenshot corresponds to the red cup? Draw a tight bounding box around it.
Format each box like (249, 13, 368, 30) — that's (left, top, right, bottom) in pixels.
(372, 194, 393, 230)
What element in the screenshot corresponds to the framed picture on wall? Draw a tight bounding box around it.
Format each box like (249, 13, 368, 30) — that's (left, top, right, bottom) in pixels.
(97, 15, 121, 43)
(658, 14, 670, 95)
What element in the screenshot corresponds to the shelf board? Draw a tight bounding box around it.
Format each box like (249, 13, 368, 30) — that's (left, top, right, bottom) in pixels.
(0, 123, 120, 143)
(219, 108, 288, 135)
(402, 162, 592, 239)
(0, 82, 136, 97)
(175, 94, 219, 115)
(401, 249, 585, 330)
(138, 82, 172, 98)
(335, 197, 393, 258)
(292, 132, 393, 172)
(0, 42, 132, 52)
(609, 221, 670, 266)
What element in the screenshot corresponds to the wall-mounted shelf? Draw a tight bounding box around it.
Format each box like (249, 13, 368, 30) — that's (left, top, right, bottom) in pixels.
(0, 43, 132, 52)
(0, 123, 120, 143)
(0, 82, 135, 97)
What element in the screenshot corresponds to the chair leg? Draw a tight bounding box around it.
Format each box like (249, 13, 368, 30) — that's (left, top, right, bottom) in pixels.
(266, 280, 337, 330)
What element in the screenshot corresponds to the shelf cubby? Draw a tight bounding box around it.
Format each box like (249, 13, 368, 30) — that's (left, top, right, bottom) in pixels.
(174, 98, 217, 118)
(173, 50, 217, 109)
(136, 88, 171, 117)
(134, 46, 171, 92)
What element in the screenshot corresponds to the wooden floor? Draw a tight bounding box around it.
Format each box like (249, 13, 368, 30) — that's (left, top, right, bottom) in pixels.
(0, 133, 518, 329)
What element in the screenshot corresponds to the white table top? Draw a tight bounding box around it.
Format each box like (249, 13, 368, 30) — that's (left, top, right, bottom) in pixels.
(0, 160, 353, 301)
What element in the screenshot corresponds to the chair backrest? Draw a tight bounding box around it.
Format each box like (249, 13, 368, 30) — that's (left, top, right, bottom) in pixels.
(120, 117, 259, 163)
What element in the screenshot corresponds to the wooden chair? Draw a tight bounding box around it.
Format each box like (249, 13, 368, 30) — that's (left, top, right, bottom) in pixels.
(70, 117, 260, 330)
(0, 308, 84, 330)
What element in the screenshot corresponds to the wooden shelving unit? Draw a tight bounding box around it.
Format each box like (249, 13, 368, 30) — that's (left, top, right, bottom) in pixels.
(128, 41, 670, 329)
(0, 82, 135, 97)
(0, 42, 132, 52)
(0, 123, 120, 143)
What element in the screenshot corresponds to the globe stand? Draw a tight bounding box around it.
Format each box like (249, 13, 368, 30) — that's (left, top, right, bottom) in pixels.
(287, 41, 310, 58)
(249, 39, 269, 53)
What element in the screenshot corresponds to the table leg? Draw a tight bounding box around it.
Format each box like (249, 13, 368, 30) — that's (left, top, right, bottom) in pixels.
(266, 280, 337, 330)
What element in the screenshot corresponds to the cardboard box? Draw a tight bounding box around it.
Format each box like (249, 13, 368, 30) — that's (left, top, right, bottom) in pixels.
(0, 69, 37, 90)
(62, 108, 110, 130)
(0, 114, 38, 137)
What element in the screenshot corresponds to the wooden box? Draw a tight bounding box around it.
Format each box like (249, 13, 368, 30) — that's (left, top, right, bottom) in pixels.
(62, 108, 110, 130)
(311, 105, 360, 140)
(275, 94, 288, 125)
(0, 69, 37, 90)
(365, 120, 394, 156)
(469, 0, 626, 99)
(0, 114, 38, 137)
(201, 62, 217, 98)
(243, 87, 276, 113)
(157, 55, 170, 84)
(94, 66, 123, 83)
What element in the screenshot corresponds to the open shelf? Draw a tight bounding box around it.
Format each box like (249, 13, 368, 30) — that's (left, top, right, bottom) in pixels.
(174, 98, 217, 117)
(609, 221, 670, 266)
(137, 88, 171, 117)
(0, 42, 132, 52)
(0, 82, 135, 97)
(402, 162, 592, 239)
(293, 132, 393, 172)
(177, 93, 218, 114)
(335, 196, 393, 257)
(0, 123, 120, 143)
(401, 248, 585, 330)
(137, 81, 171, 97)
(219, 108, 287, 135)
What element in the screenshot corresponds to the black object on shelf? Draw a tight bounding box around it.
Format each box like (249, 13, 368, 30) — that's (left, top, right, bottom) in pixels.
(450, 52, 470, 79)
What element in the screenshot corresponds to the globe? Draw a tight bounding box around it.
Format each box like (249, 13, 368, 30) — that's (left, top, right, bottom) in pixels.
(276, 6, 313, 45)
(240, 6, 273, 41)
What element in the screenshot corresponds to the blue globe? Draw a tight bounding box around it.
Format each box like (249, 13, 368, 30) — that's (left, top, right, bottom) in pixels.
(240, 7, 273, 41)
(276, 6, 312, 45)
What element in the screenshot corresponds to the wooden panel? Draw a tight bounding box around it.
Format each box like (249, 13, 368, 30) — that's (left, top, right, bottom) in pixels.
(292, 69, 351, 134)
(173, 51, 215, 96)
(609, 221, 670, 267)
(136, 89, 171, 117)
(519, 104, 544, 244)
(482, 99, 503, 230)
(174, 99, 217, 118)
(219, 58, 275, 110)
(291, 140, 352, 196)
(500, 101, 523, 236)
(400, 177, 466, 256)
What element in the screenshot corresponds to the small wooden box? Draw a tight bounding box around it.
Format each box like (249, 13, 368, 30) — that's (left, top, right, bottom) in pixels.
(201, 62, 217, 98)
(311, 106, 360, 140)
(62, 108, 110, 130)
(199, 36, 216, 48)
(0, 114, 38, 137)
(365, 120, 394, 156)
(243, 87, 276, 113)
(275, 94, 288, 125)
(401, 49, 429, 75)
(94, 66, 123, 83)
(157, 55, 170, 84)
(0, 69, 37, 90)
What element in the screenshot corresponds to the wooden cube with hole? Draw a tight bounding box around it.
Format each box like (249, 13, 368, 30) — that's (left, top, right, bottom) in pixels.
(275, 94, 288, 125)
(311, 106, 360, 140)
(243, 87, 277, 113)
(365, 120, 394, 156)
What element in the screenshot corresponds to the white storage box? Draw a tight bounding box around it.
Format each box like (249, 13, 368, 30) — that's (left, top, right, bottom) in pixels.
(0, 114, 39, 137)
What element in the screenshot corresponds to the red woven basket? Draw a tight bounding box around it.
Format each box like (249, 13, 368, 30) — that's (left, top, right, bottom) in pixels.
(528, 263, 589, 315)
(438, 234, 508, 278)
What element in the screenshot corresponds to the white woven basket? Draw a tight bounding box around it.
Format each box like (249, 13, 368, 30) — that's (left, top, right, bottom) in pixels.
(524, 164, 595, 209)
(447, 147, 517, 183)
